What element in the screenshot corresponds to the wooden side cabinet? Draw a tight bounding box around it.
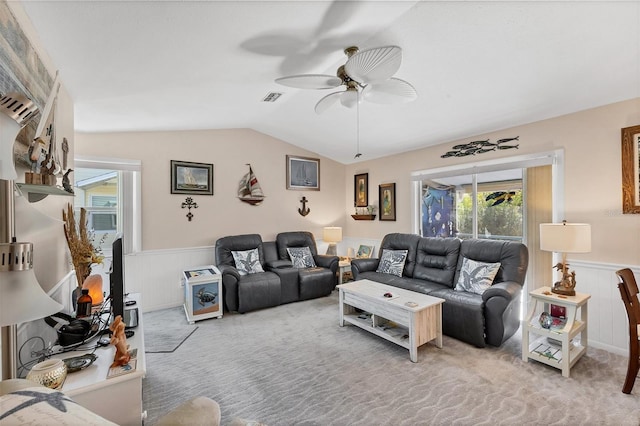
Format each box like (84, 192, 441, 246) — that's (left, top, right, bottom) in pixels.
(522, 286, 590, 378)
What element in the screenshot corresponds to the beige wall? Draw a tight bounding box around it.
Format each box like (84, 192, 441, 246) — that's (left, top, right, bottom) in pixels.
(344, 98, 640, 266)
(75, 129, 346, 250)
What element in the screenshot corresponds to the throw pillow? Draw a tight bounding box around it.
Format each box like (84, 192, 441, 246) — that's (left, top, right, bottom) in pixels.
(454, 257, 501, 295)
(0, 386, 118, 425)
(376, 249, 408, 277)
(232, 248, 264, 276)
(287, 247, 316, 268)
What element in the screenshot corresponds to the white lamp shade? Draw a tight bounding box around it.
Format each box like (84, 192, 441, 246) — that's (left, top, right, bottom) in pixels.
(0, 269, 63, 326)
(539, 222, 591, 253)
(323, 227, 343, 244)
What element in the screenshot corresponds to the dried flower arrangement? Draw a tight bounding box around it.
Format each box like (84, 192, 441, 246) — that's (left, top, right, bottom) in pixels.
(62, 203, 104, 289)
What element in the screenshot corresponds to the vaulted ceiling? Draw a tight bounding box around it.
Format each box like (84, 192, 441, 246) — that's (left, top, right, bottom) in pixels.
(17, 1, 640, 164)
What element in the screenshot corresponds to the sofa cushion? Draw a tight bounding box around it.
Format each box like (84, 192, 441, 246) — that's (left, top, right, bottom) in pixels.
(378, 233, 421, 277)
(287, 247, 316, 268)
(376, 249, 408, 277)
(413, 237, 461, 287)
(232, 248, 265, 275)
(276, 231, 319, 260)
(454, 257, 501, 295)
(215, 234, 265, 268)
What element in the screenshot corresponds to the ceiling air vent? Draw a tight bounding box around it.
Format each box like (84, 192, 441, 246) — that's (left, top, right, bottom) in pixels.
(262, 92, 282, 102)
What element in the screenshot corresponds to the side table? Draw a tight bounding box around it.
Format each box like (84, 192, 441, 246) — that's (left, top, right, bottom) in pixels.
(338, 260, 352, 284)
(522, 286, 590, 377)
(182, 265, 223, 324)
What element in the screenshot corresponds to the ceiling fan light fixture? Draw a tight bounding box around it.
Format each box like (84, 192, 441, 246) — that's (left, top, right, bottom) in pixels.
(340, 87, 360, 109)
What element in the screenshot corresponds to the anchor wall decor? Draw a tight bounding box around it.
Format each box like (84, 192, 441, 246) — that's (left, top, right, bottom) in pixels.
(181, 197, 198, 221)
(298, 196, 310, 216)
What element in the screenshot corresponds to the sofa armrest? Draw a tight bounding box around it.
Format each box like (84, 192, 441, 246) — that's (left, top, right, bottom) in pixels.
(314, 254, 338, 273)
(218, 264, 241, 280)
(483, 280, 523, 346)
(351, 258, 380, 279)
(265, 259, 293, 269)
(218, 264, 241, 312)
(482, 280, 521, 302)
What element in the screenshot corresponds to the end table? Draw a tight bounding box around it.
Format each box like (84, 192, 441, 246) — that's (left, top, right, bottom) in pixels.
(522, 286, 590, 377)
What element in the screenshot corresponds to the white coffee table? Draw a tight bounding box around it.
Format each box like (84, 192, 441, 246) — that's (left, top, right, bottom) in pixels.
(337, 279, 445, 362)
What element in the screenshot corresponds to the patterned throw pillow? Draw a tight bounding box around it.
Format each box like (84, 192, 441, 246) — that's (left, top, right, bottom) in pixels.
(287, 247, 316, 268)
(454, 257, 501, 295)
(232, 248, 264, 276)
(376, 249, 408, 277)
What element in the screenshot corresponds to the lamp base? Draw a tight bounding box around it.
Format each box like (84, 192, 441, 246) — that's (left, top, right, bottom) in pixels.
(326, 243, 337, 256)
(551, 280, 576, 296)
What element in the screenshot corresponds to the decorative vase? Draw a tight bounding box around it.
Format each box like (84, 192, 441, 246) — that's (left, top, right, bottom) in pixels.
(26, 359, 67, 389)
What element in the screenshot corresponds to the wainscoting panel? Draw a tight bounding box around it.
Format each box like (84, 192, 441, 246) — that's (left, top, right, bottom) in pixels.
(569, 260, 639, 356)
(125, 246, 215, 313)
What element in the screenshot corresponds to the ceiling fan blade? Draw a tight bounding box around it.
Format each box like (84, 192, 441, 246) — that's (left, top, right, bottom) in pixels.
(315, 91, 343, 114)
(362, 78, 417, 104)
(345, 45, 402, 84)
(275, 74, 342, 90)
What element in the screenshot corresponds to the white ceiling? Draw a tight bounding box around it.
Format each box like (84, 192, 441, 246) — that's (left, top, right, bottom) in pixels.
(17, 1, 640, 165)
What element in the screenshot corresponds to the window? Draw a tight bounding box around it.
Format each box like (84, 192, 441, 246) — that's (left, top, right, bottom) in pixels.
(74, 157, 141, 255)
(420, 169, 524, 242)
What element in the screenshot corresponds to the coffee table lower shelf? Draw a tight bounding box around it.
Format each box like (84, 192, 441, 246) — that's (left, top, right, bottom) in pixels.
(338, 280, 444, 362)
(342, 313, 411, 350)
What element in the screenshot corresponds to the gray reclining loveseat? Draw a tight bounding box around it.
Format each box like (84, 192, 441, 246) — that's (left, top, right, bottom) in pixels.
(215, 231, 339, 313)
(351, 233, 528, 347)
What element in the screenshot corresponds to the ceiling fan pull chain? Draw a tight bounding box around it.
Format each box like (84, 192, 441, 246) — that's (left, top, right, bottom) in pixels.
(355, 91, 362, 159)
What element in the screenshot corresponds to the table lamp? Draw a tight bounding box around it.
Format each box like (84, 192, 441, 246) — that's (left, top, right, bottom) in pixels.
(1, 92, 63, 379)
(539, 221, 591, 296)
(323, 226, 342, 256)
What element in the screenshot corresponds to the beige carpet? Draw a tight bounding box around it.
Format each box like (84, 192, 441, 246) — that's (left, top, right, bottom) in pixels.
(142, 292, 640, 425)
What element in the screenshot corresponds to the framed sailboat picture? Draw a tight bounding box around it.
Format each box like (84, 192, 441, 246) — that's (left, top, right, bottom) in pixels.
(286, 155, 320, 190)
(171, 160, 213, 195)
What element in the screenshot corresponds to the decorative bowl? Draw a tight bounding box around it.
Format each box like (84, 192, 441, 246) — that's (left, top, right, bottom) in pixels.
(26, 359, 67, 389)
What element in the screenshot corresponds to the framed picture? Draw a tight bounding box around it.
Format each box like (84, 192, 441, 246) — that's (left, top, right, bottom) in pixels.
(356, 245, 374, 258)
(171, 160, 213, 195)
(182, 265, 223, 323)
(286, 155, 320, 190)
(354, 173, 369, 207)
(379, 183, 396, 221)
(621, 125, 640, 214)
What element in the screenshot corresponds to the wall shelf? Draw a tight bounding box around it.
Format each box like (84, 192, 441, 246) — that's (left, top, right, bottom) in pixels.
(16, 183, 74, 203)
(351, 214, 376, 220)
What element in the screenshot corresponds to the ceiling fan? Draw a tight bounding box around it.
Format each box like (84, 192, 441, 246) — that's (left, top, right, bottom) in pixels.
(275, 45, 417, 114)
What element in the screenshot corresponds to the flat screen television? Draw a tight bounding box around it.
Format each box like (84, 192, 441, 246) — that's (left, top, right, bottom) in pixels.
(109, 234, 125, 321)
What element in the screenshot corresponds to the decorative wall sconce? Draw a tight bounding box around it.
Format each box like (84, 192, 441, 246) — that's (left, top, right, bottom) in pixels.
(181, 197, 198, 221)
(298, 196, 310, 216)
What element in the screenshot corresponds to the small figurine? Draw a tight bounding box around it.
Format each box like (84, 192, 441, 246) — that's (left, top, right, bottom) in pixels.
(109, 315, 131, 367)
(62, 168, 74, 193)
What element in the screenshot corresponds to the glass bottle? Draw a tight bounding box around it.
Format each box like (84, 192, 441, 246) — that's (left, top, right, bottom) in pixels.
(76, 289, 93, 318)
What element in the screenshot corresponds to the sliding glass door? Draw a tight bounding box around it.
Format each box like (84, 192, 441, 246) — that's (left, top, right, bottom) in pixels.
(421, 168, 524, 242)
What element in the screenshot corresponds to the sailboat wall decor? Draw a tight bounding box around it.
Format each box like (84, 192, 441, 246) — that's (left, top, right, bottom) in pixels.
(238, 164, 265, 205)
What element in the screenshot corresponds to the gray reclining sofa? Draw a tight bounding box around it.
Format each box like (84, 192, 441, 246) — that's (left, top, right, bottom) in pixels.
(351, 233, 528, 347)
